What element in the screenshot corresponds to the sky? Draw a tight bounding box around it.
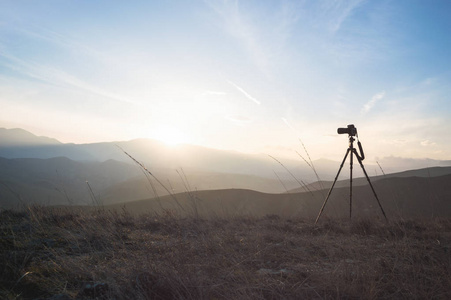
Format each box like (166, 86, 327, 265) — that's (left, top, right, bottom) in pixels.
(0, 0, 450, 163)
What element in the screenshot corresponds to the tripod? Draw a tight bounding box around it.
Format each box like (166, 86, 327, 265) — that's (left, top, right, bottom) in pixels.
(315, 132, 388, 224)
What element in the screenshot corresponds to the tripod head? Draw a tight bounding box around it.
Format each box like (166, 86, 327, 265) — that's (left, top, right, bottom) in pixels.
(337, 124, 365, 160)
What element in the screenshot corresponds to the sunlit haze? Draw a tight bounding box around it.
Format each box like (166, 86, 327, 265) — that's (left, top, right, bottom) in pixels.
(1, 0, 450, 163)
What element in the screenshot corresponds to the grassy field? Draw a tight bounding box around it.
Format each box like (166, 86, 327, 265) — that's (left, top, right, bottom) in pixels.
(1, 206, 450, 299)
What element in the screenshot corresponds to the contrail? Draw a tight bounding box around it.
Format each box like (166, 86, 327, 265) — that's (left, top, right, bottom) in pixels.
(228, 80, 261, 105)
(282, 117, 296, 131)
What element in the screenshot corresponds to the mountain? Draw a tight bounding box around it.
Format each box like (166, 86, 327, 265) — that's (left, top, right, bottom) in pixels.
(0, 128, 95, 160)
(0, 128, 61, 146)
(0, 128, 326, 180)
(2, 127, 450, 180)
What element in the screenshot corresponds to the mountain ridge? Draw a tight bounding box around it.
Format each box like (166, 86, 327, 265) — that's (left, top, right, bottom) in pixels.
(2, 127, 450, 178)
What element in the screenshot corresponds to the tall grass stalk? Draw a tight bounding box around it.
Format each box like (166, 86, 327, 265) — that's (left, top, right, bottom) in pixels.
(273, 170, 290, 194)
(0, 182, 24, 207)
(55, 170, 72, 205)
(425, 167, 438, 219)
(376, 161, 386, 176)
(86, 180, 102, 208)
(176, 169, 190, 195)
(268, 155, 316, 200)
(180, 168, 192, 192)
(296, 139, 325, 195)
(140, 168, 165, 211)
(377, 161, 402, 218)
(117, 145, 185, 211)
(176, 168, 200, 218)
(140, 168, 159, 199)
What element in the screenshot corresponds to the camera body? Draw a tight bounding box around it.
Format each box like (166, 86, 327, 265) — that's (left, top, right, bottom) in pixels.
(337, 124, 357, 136)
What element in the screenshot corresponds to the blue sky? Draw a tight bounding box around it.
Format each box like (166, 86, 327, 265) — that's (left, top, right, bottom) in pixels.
(0, 0, 450, 162)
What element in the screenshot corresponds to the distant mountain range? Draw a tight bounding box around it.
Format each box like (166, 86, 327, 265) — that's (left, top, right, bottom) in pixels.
(0, 127, 311, 178)
(2, 127, 450, 176)
(1, 127, 450, 218)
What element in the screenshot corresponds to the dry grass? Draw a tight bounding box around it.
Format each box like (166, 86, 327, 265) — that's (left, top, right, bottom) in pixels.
(1, 206, 450, 299)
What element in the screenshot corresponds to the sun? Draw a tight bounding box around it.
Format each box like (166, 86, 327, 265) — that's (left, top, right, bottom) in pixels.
(153, 127, 187, 146)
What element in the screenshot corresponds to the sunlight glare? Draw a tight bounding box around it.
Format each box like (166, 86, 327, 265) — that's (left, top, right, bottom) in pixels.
(153, 127, 187, 146)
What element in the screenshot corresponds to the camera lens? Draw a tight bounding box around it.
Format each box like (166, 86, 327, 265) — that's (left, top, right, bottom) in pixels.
(337, 128, 348, 134)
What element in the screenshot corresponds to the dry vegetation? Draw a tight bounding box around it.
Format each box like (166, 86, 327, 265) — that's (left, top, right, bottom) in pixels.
(1, 206, 450, 299)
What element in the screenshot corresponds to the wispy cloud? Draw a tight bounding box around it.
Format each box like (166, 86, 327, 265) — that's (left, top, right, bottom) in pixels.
(18, 26, 97, 56)
(13, 25, 114, 66)
(205, 0, 299, 74)
(0, 51, 136, 105)
(320, 0, 365, 33)
(206, 0, 265, 71)
(227, 80, 261, 105)
(0, 24, 142, 106)
(420, 77, 438, 86)
(361, 91, 385, 114)
(226, 115, 252, 124)
(311, 0, 392, 65)
(420, 140, 437, 147)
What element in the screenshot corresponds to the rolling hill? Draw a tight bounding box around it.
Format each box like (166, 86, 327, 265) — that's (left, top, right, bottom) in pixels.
(106, 173, 451, 219)
(0, 156, 305, 208)
(289, 166, 451, 192)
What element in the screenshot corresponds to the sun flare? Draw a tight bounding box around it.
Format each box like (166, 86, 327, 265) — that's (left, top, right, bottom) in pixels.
(153, 127, 187, 146)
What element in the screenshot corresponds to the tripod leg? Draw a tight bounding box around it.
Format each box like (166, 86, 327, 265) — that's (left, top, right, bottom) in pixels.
(353, 150, 388, 222)
(350, 149, 353, 219)
(315, 148, 351, 224)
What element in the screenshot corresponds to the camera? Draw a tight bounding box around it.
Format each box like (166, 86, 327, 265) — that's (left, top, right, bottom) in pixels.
(337, 124, 357, 136)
